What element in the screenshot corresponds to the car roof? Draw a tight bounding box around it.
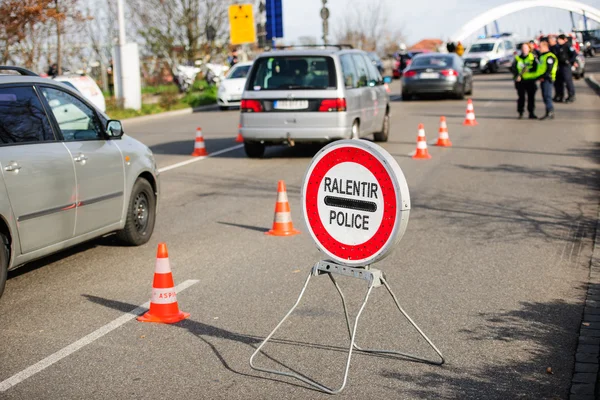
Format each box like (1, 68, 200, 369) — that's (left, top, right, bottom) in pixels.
(257, 48, 363, 58)
(0, 75, 76, 89)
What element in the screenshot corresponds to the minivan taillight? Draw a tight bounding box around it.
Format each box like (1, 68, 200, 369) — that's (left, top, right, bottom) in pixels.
(319, 98, 347, 112)
(403, 70, 416, 78)
(240, 99, 262, 112)
(440, 69, 458, 77)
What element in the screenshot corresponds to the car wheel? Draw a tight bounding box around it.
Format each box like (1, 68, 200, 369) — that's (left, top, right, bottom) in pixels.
(402, 91, 412, 101)
(244, 141, 265, 158)
(465, 80, 473, 95)
(373, 111, 389, 142)
(116, 178, 156, 246)
(455, 84, 465, 100)
(0, 234, 8, 299)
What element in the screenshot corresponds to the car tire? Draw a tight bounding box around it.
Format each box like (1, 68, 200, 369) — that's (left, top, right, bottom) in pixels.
(116, 178, 156, 246)
(0, 234, 8, 299)
(373, 112, 390, 142)
(455, 84, 465, 100)
(244, 141, 265, 158)
(465, 80, 473, 95)
(402, 91, 412, 101)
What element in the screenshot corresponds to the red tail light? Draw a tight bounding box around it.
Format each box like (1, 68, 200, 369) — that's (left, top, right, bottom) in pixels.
(403, 70, 417, 78)
(319, 98, 347, 112)
(440, 69, 458, 77)
(240, 99, 262, 112)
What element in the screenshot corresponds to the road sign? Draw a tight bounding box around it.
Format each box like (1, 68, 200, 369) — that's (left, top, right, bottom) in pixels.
(228, 4, 256, 45)
(265, 0, 283, 40)
(302, 140, 410, 266)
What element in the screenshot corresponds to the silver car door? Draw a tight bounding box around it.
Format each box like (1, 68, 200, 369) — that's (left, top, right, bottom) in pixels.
(0, 85, 76, 253)
(351, 54, 374, 134)
(364, 54, 387, 130)
(39, 86, 125, 236)
(339, 54, 361, 135)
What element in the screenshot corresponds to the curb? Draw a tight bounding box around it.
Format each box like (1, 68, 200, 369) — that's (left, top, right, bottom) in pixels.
(570, 204, 600, 400)
(120, 103, 219, 125)
(585, 74, 600, 96)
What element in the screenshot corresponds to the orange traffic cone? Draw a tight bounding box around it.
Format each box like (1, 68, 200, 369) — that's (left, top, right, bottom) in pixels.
(266, 180, 301, 236)
(463, 99, 478, 126)
(138, 243, 190, 324)
(436, 116, 452, 147)
(235, 123, 244, 143)
(412, 124, 432, 159)
(191, 127, 208, 157)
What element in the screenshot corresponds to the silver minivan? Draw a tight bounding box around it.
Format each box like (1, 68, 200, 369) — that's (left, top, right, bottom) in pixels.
(0, 67, 159, 298)
(239, 46, 390, 158)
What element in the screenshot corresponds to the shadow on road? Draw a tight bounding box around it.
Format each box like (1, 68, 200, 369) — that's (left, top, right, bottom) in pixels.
(150, 137, 239, 156)
(380, 298, 582, 399)
(218, 221, 269, 233)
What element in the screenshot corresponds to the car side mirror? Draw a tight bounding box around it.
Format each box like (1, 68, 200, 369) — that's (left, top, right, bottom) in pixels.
(106, 120, 123, 138)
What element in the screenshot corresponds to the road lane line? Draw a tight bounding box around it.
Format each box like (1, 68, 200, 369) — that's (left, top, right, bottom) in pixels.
(0, 279, 200, 393)
(158, 144, 244, 173)
(483, 101, 494, 107)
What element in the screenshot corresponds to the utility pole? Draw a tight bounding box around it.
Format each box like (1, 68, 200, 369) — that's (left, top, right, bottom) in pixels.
(321, 0, 329, 45)
(116, 0, 126, 103)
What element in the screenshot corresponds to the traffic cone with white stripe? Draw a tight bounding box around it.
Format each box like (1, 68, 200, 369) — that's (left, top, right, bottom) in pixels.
(137, 243, 190, 324)
(412, 124, 432, 159)
(266, 180, 301, 236)
(463, 99, 478, 126)
(235, 123, 244, 143)
(191, 127, 208, 157)
(436, 116, 452, 147)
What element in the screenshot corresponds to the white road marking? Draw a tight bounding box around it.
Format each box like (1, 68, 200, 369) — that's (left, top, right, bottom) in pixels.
(483, 101, 494, 107)
(158, 144, 244, 173)
(0, 279, 200, 393)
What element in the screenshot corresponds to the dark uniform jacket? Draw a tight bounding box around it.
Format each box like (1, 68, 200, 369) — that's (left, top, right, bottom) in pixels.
(556, 43, 577, 66)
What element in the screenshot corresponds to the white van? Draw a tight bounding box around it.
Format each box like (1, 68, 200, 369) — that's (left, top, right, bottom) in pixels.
(463, 36, 517, 73)
(54, 75, 106, 112)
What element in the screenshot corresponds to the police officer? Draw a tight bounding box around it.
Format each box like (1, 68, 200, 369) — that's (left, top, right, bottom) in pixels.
(555, 34, 577, 103)
(511, 43, 538, 119)
(533, 38, 558, 120)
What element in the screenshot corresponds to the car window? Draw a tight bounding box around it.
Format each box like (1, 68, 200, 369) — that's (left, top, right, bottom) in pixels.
(247, 56, 337, 90)
(497, 42, 504, 53)
(363, 54, 382, 86)
(504, 41, 514, 50)
(340, 54, 357, 88)
(351, 54, 369, 88)
(227, 65, 251, 79)
(411, 56, 454, 68)
(469, 43, 495, 52)
(40, 87, 104, 141)
(0, 86, 55, 144)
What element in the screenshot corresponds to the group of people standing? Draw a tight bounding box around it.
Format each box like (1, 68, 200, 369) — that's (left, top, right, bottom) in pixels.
(511, 34, 578, 120)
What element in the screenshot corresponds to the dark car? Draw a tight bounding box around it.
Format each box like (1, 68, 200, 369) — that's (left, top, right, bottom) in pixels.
(401, 53, 473, 100)
(367, 52, 384, 74)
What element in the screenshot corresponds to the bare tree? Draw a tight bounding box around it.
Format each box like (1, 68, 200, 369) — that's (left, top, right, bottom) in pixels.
(335, 0, 405, 53)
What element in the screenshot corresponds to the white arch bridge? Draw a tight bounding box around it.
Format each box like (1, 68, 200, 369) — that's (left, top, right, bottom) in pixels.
(450, 0, 600, 43)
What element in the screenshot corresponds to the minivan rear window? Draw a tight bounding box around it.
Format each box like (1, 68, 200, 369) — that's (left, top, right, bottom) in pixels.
(247, 56, 337, 90)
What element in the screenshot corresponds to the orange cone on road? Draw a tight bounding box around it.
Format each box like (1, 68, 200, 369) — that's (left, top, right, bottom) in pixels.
(266, 180, 301, 236)
(235, 123, 244, 143)
(191, 127, 208, 157)
(436, 116, 452, 147)
(138, 243, 190, 324)
(412, 124, 432, 159)
(463, 99, 478, 126)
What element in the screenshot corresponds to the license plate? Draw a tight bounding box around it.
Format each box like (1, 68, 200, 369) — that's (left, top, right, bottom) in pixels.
(274, 100, 309, 110)
(419, 72, 440, 79)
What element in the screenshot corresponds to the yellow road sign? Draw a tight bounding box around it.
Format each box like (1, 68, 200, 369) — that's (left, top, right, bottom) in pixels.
(229, 4, 256, 45)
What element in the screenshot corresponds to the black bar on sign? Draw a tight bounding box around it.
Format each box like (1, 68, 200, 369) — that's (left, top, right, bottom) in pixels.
(324, 196, 377, 212)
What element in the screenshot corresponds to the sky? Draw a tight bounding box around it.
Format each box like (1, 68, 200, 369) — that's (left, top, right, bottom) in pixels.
(281, 0, 600, 46)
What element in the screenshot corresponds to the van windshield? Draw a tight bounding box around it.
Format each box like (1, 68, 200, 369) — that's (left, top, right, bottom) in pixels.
(247, 56, 337, 90)
(469, 43, 495, 53)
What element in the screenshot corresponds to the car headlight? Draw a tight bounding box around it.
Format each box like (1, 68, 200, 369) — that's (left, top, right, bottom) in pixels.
(218, 85, 226, 94)
(480, 57, 488, 65)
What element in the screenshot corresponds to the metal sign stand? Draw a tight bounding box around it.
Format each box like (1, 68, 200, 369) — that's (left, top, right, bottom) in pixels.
(250, 260, 445, 395)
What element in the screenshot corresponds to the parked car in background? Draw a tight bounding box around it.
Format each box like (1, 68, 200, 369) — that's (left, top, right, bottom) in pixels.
(578, 29, 600, 57)
(0, 66, 159, 299)
(463, 35, 516, 73)
(401, 53, 473, 100)
(239, 46, 390, 158)
(53, 74, 106, 112)
(217, 61, 253, 110)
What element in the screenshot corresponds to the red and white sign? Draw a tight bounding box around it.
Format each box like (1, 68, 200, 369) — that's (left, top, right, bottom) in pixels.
(302, 140, 410, 266)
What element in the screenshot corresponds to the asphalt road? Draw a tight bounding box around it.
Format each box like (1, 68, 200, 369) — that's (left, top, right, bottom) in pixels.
(1, 60, 599, 400)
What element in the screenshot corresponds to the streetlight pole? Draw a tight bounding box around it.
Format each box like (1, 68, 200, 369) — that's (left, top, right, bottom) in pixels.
(116, 0, 126, 103)
(321, 0, 329, 45)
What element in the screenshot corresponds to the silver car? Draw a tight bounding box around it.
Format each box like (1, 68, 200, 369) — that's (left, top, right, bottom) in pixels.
(239, 46, 390, 158)
(0, 67, 159, 298)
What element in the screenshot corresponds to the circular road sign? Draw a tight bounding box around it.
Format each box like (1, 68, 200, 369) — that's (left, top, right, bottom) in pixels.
(302, 140, 410, 266)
